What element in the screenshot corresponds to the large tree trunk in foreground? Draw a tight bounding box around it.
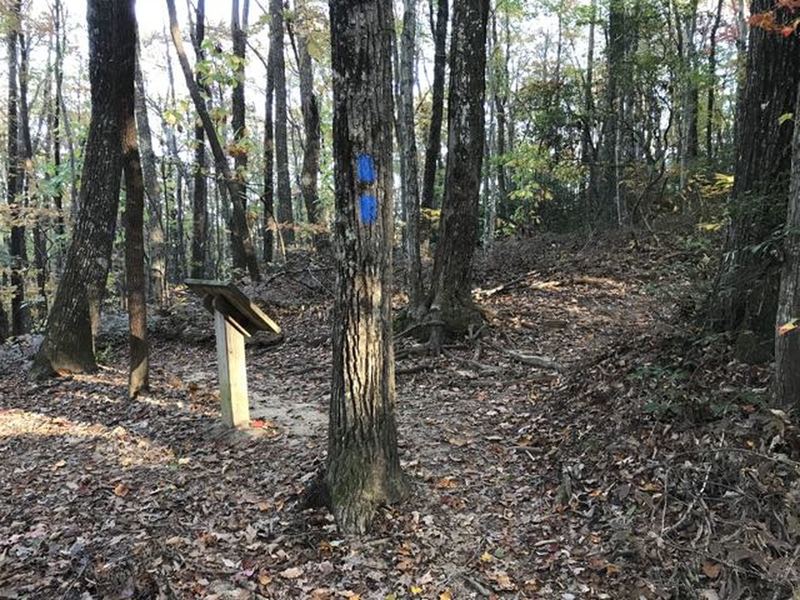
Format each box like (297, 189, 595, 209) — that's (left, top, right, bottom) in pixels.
(134, 48, 167, 305)
(427, 0, 489, 346)
(421, 0, 448, 212)
(32, 0, 133, 378)
(326, 0, 407, 534)
(775, 83, 800, 407)
(123, 38, 149, 398)
(710, 2, 800, 348)
(399, 0, 423, 313)
(165, 0, 260, 280)
(271, 0, 294, 245)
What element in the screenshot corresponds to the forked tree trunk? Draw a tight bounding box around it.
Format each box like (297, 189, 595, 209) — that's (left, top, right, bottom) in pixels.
(122, 35, 149, 398)
(32, 0, 133, 379)
(326, 0, 407, 534)
(776, 82, 800, 407)
(427, 0, 489, 347)
(710, 0, 800, 342)
(421, 0, 448, 211)
(271, 0, 294, 245)
(399, 0, 423, 313)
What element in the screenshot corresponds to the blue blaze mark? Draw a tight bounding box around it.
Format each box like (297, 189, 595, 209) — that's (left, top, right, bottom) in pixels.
(360, 194, 378, 225)
(357, 154, 376, 184)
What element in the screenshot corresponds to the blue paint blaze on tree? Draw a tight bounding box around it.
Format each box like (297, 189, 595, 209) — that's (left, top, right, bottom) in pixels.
(357, 153, 376, 184)
(360, 194, 378, 225)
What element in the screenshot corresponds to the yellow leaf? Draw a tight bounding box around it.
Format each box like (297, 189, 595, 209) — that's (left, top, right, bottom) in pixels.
(480, 551, 494, 563)
(779, 319, 799, 336)
(439, 591, 453, 600)
(410, 585, 423, 595)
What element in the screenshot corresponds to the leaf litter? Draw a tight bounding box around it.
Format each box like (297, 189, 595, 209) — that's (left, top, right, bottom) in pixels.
(1, 228, 798, 598)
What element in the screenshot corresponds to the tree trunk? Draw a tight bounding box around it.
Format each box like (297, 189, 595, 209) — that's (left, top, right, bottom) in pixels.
(710, 0, 800, 342)
(19, 27, 39, 324)
(398, 0, 424, 313)
(421, 0, 448, 212)
(190, 0, 209, 278)
(427, 0, 489, 346)
(705, 0, 723, 163)
(123, 35, 149, 398)
(581, 0, 597, 220)
(491, 9, 508, 219)
(32, 0, 133, 378)
(271, 0, 294, 246)
(165, 0, 260, 280)
(7, 0, 28, 336)
(262, 43, 275, 263)
(134, 48, 167, 305)
(326, 0, 407, 535)
(294, 23, 324, 249)
(231, 0, 253, 274)
(775, 82, 800, 407)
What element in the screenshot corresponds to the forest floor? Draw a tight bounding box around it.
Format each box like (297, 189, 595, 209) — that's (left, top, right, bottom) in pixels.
(2, 222, 799, 600)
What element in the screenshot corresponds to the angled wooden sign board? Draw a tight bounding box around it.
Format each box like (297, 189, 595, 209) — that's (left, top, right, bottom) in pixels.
(185, 279, 281, 428)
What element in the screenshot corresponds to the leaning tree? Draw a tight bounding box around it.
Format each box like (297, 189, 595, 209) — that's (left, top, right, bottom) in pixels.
(325, 0, 407, 534)
(31, 0, 136, 378)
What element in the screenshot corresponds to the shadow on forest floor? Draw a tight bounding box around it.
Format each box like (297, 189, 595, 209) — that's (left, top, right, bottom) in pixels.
(1, 225, 798, 599)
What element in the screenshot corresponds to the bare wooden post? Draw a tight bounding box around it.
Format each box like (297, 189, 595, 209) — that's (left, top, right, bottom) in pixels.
(213, 301, 250, 427)
(186, 279, 281, 428)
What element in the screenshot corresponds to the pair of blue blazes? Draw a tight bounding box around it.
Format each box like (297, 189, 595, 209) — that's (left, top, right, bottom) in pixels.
(357, 154, 378, 225)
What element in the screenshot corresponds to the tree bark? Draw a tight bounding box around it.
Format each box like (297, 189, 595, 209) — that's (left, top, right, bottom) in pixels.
(427, 0, 489, 345)
(231, 0, 252, 272)
(190, 0, 209, 278)
(32, 0, 133, 378)
(706, 0, 723, 162)
(775, 82, 800, 407)
(421, 0, 448, 212)
(271, 0, 294, 245)
(123, 34, 149, 398)
(292, 19, 324, 249)
(165, 0, 260, 280)
(7, 0, 29, 336)
(398, 0, 423, 313)
(710, 0, 800, 342)
(134, 47, 167, 305)
(262, 43, 275, 263)
(326, 0, 407, 534)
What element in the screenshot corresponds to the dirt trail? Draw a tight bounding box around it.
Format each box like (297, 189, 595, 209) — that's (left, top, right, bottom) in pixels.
(0, 232, 793, 599)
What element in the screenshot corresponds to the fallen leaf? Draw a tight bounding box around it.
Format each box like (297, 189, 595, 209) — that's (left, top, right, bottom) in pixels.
(439, 591, 452, 600)
(702, 561, 721, 579)
(434, 477, 458, 489)
(279, 567, 303, 579)
(257, 571, 272, 586)
(480, 551, 494, 563)
(113, 482, 130, 497)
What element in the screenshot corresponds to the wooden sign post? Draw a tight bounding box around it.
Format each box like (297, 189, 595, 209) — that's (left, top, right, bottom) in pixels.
(185, 280, 281, 428)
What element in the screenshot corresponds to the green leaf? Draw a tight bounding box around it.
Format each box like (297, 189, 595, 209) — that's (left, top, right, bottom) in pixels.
(779, 112, 794, 125)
